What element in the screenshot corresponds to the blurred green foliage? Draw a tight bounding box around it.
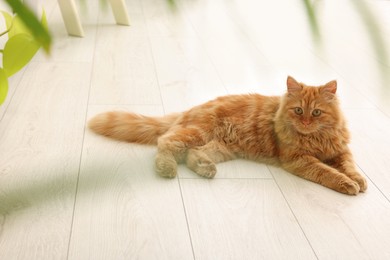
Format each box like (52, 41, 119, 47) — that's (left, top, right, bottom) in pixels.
(301, 0, 320, 41)
(0, 0, 51, 105)
(302, 0, 387, 65)
(302, 0, 389, 87)
(4, 0, 51, 52)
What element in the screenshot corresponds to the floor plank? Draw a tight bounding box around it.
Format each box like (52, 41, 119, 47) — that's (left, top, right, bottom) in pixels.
(270, 165, 390, 259)
(0, 68, 26, 121)
(180, 179, 317, 260)
(143, 0, 227, 113)
(179, 0, 280, 95)
(178, 159, 272, 179)
(346, 108, 390, 199)
(88, 6, 161, 105)
(0, 62, 91, 259)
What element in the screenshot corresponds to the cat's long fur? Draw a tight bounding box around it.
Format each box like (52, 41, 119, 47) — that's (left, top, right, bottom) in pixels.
(89, 76, 367, 195)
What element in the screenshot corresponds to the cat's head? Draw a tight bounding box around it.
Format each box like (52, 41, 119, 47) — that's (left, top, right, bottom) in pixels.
(278, 76, 342, 135)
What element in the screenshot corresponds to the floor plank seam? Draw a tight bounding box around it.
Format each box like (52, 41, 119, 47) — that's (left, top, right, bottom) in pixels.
(177, 178, 197, 260)
(356, 164, 390, 203)
(65, 6, 101, 259)
(177, 1, 230, 95)
(266, 166, 320, 260)
(139, 0, 168, 115)
(178, 177, 274, 180)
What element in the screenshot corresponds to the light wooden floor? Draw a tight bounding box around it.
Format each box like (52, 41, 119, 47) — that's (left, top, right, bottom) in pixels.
(1, 0, 390, 259)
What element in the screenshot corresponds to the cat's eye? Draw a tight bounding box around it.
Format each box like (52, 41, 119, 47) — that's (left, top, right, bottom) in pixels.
(312, 109, 322, 117)
(294, 107, 303, 115)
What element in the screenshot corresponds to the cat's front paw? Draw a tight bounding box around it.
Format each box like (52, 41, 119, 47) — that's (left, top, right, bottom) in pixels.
(337, 179, 360, 195)
(350, 174, 368, 192)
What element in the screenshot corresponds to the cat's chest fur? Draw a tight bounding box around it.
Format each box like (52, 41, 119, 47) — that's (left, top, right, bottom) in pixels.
(278, 128, 349, 161)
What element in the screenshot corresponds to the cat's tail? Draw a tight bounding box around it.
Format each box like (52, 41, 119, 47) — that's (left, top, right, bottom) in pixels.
(88, 111, 180, 145)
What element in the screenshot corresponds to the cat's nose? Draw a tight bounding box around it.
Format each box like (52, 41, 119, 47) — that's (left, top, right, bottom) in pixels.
(302, 119, 311, 126)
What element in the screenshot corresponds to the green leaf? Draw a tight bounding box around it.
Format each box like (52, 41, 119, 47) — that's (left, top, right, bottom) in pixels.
(3, 34, 40, 77)
(41, 9, 48, 31)
(0, 68, 9, 105)
(9, 15, 30, 38)
(4, 0, 51, 53)
(0, 11, 14, 37)
(1, 11, 13, 30)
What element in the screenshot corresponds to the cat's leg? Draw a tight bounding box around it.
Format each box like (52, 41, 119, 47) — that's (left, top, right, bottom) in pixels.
(325, 151, 367, 192)
(281, 155, 360, 195)
(186, 140, 235, 178)
(156, 126, 205, 178)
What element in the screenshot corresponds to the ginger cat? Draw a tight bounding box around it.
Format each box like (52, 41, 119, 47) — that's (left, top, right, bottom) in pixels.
(89, 76, 367, 195)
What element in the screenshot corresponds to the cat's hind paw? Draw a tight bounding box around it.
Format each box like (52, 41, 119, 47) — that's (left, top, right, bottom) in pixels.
(194, 161, 217, 179)
(155, 154, 177, 178)
(186, 151, 217, 178)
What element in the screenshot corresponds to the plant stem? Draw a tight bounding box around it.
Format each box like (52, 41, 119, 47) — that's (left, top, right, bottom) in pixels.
(0, 16, 13, 38)
(0, 29, 10, 37)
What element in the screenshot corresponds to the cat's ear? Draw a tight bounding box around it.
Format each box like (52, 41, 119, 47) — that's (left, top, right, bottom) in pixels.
(320, 80, 337, 102)
(321, 80, 337, 94)
(287, 76, 302, 94)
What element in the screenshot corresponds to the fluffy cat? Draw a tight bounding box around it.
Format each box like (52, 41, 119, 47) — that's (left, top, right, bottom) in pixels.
(88, 76, 367, 195)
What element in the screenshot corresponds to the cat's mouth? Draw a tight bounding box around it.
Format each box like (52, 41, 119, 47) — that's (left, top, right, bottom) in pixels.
(296, 124, 319, 135)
